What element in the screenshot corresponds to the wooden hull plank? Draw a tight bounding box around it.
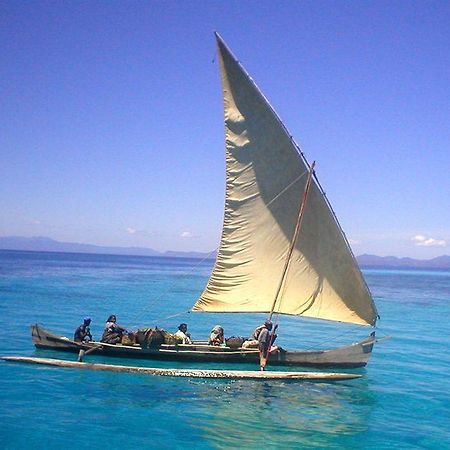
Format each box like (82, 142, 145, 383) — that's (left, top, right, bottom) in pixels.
(1, 356, 362, 381)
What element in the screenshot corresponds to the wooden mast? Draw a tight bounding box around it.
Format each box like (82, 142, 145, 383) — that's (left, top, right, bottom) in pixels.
(261, 162, 316, 370)
(269, 161, 316, 321)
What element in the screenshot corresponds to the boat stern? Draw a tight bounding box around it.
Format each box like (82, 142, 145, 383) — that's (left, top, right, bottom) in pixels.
(31, 324, 79, 350)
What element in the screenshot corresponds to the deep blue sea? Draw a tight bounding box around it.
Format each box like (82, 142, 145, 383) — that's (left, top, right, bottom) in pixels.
(0, 250, 449, 449)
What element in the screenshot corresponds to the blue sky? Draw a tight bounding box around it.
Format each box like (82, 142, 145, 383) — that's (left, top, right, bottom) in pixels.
(1, 1, 449, 258)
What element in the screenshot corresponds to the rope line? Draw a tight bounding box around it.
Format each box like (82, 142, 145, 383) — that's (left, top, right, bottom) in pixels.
(127, 170, 308, 326)
(302, 325, 369, 351)
(153, 309, 192, 323)
(128, 249, 217, 325)
(265, 171, 308, 208)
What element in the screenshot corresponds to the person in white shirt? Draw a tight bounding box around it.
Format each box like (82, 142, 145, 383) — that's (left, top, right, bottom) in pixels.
(208, 325, 224, 346)
(175, 323, 192, 344)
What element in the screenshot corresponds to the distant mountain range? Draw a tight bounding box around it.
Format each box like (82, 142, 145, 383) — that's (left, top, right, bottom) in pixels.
(0, 236, 215, 260)
(356, 254, 450, 269)
(1, 236, 449, 269)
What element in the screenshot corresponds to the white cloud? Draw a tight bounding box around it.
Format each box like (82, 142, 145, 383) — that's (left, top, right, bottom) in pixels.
(125, 227, 155, 237)
(180, 231, 193, 238)
(348, 238, 361, 245)
(412, 235, 447, 247)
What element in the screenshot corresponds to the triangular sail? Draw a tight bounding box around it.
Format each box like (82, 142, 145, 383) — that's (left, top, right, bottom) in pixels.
(193, 34, 377, 326)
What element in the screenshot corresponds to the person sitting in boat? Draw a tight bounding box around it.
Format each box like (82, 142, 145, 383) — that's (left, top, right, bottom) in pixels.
(241, 323, 266, 348)
(101, 315, 127, 344)
(174, 323, 192, 344)
(208, 325, 224, 346)
(74, 317, 92, 342)
(251, 324, 266, 341)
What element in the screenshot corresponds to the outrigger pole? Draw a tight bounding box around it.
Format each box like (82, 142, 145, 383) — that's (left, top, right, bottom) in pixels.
(77, 344, 104, 362)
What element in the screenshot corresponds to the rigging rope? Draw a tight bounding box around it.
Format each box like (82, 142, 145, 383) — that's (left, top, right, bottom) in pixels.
(269, 163, 315, 320)
(127, 249, 217, 326)
(127, 170, 309, 328)
(268, 314, 374, 352)
(152, 309, 192, 323)
(302, 325, 372, 351)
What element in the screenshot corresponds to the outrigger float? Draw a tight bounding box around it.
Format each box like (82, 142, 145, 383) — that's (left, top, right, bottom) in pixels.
(1, 356, 362, 381)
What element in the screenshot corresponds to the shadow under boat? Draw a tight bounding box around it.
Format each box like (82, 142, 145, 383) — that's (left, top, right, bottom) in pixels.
(31, 324, 375, 369)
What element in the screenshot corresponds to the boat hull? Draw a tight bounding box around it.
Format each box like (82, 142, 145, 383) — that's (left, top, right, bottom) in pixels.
(31, 324, 375, 368)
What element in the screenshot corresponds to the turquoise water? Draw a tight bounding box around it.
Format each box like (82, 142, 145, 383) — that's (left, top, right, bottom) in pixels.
(0, 250, 449, 449)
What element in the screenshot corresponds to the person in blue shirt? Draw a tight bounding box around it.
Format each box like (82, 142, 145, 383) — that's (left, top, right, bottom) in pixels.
(74, 317, 92, 342)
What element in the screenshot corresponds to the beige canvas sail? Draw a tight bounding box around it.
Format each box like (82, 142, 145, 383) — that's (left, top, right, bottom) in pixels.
(193, 34, 377, 326)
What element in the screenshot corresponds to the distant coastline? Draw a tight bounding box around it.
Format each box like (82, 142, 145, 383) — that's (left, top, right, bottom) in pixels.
(1, 236, 449, 269)
(356, 253, 450, 270)
(0, 236, 216, 260)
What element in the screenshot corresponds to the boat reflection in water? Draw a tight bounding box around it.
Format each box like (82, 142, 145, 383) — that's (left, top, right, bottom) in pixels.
(184, 377, 375, 448)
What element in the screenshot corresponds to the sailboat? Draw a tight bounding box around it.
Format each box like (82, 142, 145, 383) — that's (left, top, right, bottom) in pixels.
(30, 34, 379, 369)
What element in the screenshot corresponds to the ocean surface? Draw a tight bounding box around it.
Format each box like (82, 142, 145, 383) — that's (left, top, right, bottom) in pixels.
(0, 250, 449, 449)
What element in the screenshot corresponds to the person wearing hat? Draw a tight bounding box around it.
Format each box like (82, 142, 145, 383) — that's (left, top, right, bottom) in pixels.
(257, 320, 276, 371)
(101, 315, 127, 344)
(174, 323, 192, 344)
(208, 325, 224, 346)
(74, 317, 92, 342)
(251, 323, 266, 341)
